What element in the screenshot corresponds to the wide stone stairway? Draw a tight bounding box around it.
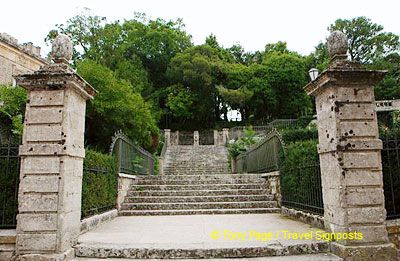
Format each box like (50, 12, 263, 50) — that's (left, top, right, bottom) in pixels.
(119, 145, 280, 216)
(75, 145, 340, 260)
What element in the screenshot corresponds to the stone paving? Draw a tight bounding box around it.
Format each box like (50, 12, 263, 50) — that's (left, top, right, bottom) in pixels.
(75, 213, 335, 259)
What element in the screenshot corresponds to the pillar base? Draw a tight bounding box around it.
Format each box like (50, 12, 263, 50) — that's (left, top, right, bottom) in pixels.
(15, 248, 74, 261)
(330, 242, 398, 261)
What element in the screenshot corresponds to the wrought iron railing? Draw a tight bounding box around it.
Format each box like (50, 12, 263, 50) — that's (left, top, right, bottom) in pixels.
(0, 137, 20, 228)
(81, 166, 116, 219)
(280, 161, 324, 215)
(110, 131, 155, 175)
(179, 131, 194, 145)
(234, 130, 283, 173)
(199, 130, 214, 145)
(230, 119, 299, 140)
(381, 136, 400, 219)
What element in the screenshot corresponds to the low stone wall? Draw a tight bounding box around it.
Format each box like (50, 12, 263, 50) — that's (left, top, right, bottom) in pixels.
(281, 206, 325, 229)
(387, 218, 400, 249)
(0, 229, 16, 260)
(261, 171, 281, 204)
(80, 209, 118, 234)
(117, 173, 137, 210)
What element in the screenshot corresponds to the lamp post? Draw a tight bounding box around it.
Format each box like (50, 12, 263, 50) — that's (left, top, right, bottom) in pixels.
(308, 68, 319, 81)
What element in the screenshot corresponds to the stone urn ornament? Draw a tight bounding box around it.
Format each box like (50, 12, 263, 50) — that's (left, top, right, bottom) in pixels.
(51, 34, 73, 64)
(327, 31, 348, 59)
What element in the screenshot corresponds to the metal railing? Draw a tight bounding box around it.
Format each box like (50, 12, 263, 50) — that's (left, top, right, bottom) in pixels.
(0, 136, 20, 228)
(381, 136, 400, 219)
(110, 131, 155, 175)
(230, 119, 299, 140)
(178, 131, 194, 145)
(280, 161, 324, 215)
(199, 130, 214, 145)
(81, 166, 116, 219)
(234, 130, 283, 173)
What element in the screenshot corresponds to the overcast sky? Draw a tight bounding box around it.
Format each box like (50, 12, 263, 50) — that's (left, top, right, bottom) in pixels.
(2, 0, 399, 57)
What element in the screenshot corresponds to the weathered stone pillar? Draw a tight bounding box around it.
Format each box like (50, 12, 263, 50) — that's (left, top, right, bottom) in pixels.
(305, 31, 396, 260)
(15, 35, 96, 260)
(213, 130, 218, 145)
(222, 128, 229, 144)
(164, 129, 171, 146)
(193, 131, 199, 146)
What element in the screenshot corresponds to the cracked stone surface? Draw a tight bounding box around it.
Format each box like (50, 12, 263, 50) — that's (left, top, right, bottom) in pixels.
(76, 213, 332, 259)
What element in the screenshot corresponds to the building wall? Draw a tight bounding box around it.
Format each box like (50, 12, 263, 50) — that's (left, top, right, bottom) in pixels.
(0, 33, 48, 85)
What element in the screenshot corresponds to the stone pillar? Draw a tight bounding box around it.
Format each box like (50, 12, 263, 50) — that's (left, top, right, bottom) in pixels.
(305, 31, 396, 260)
(193, 131, 199, 146)
(222, 128, 229, 144)
(164, 129, 171, 146)
(15, 35, 96, 260)
(213, 130, 218, 145)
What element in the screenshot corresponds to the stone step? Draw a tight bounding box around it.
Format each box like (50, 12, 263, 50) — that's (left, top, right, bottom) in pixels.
(127, 188, 269, 197)
(120, 201, 278, 211)
(75, 241, 328, 259)
(124, 194, 274, 203)
(74, 253, 342, 260)
(135, 179, 265, 185)
(143, 174, 264, 181)
(130, 183, 265, 191)
(162, 172, 231, 175)
(118, 207, 281, 216)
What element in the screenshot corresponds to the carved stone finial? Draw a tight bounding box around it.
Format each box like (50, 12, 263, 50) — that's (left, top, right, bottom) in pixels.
(327, 31, 348, 58)
(51, 34, 73, 64)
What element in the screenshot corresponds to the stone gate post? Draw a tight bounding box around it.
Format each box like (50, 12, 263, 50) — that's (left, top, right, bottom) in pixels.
(14, 35, 95, 260)
(213, 130, 218, 145)
(305, 31, 396, 260)
(164, 129, 171, 146)
(193, 131, 199, 146)
(222, 128, 229, 144)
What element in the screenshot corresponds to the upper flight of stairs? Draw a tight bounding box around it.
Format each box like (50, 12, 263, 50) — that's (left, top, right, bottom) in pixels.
(119, 145, 280, 216)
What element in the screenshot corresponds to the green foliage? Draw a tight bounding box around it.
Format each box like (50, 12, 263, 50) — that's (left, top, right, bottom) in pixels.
(81, 149, 118, 218)
(279, 140, 321, 212)
(216, 85, 253, 109)
(227, 127, 256, 158)
(262, 52, 312, 118)
(281, 128, 318, 145)
(371, 53, 400, 100)
(166, 84, 194, 119)
(329, 16, 400, 64)
(77, 60, 158, 151)
(0, 86, 27, 135)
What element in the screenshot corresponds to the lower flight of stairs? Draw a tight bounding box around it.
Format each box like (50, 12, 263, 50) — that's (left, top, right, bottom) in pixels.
(119, 173, 280, 216)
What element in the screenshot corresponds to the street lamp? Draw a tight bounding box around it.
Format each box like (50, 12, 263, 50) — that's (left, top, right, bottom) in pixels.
(308, 68, 319, 81)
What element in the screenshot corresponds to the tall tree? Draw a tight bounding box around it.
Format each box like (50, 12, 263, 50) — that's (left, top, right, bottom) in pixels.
(329, 17, 399, 63)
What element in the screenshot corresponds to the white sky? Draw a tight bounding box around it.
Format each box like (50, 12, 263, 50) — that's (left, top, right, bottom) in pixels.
(1, 0, 399, 57)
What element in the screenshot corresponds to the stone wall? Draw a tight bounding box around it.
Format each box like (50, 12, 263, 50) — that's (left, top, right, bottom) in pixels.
(0, 33, 48, 85)
(387, 219, 400, 249)
(261, 171, 281, 203)
(117, 173, 137, 210)
(0, 229, 16, 260)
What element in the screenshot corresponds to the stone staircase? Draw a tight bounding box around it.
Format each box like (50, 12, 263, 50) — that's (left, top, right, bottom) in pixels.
(119, 145, 280, 216)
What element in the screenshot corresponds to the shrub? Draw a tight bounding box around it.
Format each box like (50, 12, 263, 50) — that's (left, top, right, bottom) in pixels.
(279, 140, 322, 213)
(227, 127, 256, 158)
(281, 127, 318, 145)
(81, 149, 118, 219)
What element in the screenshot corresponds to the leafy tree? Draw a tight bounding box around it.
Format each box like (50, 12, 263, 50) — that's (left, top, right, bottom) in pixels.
(262, 52, 311, 118)
(166, 45, 225, 129)
(0, 86, 26, 136)
(305, 42, 330, 72)
(329, 17, 399, 63)
(371, 53, 400, 100)
(77, 60, 158, 151)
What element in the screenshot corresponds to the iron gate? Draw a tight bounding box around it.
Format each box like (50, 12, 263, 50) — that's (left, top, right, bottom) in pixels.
(199, 130, 214, 145)
(0, 136, 20, 228)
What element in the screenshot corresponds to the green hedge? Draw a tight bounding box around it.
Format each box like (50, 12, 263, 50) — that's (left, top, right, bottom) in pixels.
(82, 149, 118, 219)
(279, 140, 323, 214)
(281, 127, 318, 145)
